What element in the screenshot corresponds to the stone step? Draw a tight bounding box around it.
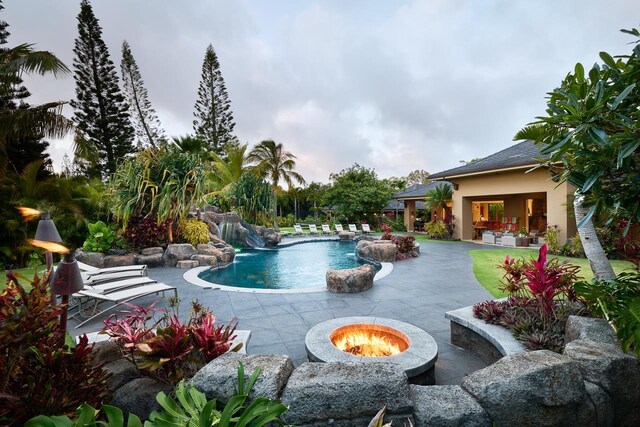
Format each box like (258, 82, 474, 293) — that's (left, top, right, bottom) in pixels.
(177, 259, 199, 268)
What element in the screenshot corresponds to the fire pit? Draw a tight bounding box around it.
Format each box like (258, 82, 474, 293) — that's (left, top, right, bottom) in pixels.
(305, 316, 438, 385)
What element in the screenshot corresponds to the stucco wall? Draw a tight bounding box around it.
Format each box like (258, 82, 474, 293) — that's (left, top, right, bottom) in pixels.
(449, 168, 576, 244)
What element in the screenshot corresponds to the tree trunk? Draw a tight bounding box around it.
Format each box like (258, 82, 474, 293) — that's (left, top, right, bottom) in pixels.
(574, 192, 615, 281)
(273, 189, 279, 231)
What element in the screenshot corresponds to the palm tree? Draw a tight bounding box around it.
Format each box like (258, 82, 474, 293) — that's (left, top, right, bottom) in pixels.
(0, 43, 73, 178)
(424, 183, 453, 220)
(211, 142, 250, 194)
(247, 139, 306, 230)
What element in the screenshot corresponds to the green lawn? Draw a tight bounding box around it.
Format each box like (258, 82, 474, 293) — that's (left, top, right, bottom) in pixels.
(468, 248, 636, 298)
(1, 264, 48, 291)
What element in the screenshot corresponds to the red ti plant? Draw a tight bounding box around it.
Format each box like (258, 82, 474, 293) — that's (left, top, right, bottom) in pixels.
(136, 314, 195, 383)
(524, 244, 564, 312)
(191, 311, 239, 361)
(101, 300, 238, 384)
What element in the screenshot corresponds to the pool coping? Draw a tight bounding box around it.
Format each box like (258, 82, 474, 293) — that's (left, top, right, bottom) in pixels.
(183, 240, 394, 294)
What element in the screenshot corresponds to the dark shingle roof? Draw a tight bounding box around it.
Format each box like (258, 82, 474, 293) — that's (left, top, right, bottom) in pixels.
(393, 181, 452, 200)
(383, 199, 424, 211)
(429, 140, 548, 179)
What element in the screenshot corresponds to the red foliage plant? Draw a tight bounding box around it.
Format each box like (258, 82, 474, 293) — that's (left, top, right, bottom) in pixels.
(124, 215, 171, 249)
(473, 244, 584, 353)
(102, 300, 238, 384)
(0, 272, 110, 426)
(380, 223, 392, 240)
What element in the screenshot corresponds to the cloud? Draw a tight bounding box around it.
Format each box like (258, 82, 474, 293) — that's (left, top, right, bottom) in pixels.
(4, 0, 639, 183)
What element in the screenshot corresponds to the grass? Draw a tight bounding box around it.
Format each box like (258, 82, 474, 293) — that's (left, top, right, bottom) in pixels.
(468, 248, 636, 298)
(1, 264, 48, 291)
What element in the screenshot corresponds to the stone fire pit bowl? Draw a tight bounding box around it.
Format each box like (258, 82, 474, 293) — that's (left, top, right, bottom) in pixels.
(305, 316, 438, 385)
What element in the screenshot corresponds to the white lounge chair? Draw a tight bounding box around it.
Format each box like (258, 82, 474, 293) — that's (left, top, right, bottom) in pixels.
(77, 261, 147, 284)
(293, 224, 308, 236)
(83, 276, 157, 293)
(321, 224, 335, 235)
(71, 282, 178, 328)
(334, 224, 344, 233)
(348, 224, 362, 234)
(361, 224, 372, 234)
(308, 224, 320, 235)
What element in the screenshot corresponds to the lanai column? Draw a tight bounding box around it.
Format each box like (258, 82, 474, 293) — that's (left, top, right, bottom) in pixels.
(404, 200, 416, 231)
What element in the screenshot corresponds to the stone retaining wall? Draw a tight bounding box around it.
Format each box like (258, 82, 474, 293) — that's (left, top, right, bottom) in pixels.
(94, 316, 639, 425)
(76, 242, 236, 270)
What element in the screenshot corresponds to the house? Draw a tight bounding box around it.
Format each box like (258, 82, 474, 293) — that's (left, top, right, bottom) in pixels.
(428, 140, 577, 244)
(393, 181, 453, 231)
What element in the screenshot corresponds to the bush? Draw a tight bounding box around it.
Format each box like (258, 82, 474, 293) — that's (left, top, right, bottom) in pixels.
(575, 272, 640, 358)
(473, 245, 584, 353)
(0, 272, 111, 425)
(124, 215, 170, 249)
(146, 363, 288, 427)
(178, 218, 210, 246)
(380, 216, 406, 232)
(392, 235, 415, 254)
(545, 225, 561, 254)
(27, 403, 142, 427)
(568, 234, 585, 258)
(102, 300, 239, 384)
(82, 220, 123, 253)
(424, 220, 449, 240)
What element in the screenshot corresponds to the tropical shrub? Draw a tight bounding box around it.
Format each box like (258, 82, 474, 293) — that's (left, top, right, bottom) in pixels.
(146, 363, 289, 427)
(544, 224, 561, 254)
(82, 220, 123, 253)
(380, 215, 406, 232)
(123, 215, 170, 249)
(575, 271, 640, 358)
(424, 220, 449, 240)
(108, 146, 209, 242)
(392, 235, 416, 255)
(179, 218, 210, 246)
(26, 403, 142, 427)
(568, 234, 585, 258)
(230, 172, 273, 225)
(102, 300, 240, 384)
(473, 245, 584, 352)
(0, 272, 111, 426)
(380, 223, 393, 241)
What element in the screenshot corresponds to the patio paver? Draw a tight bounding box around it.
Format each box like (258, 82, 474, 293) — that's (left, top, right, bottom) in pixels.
(72, 240, 498, 385)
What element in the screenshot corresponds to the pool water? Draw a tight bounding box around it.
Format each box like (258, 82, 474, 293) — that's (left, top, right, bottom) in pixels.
(198, 240, 379, 290)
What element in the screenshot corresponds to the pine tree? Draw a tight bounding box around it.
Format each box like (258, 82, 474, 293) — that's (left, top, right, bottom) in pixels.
(70, 0, 134, 179)
(0, 0, 52, 177)
(193, 44, 236, 156)
(120, 40, 165, 148)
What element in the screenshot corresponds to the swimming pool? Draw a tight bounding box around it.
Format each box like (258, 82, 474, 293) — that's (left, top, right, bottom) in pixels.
(192, 240, 382, 291)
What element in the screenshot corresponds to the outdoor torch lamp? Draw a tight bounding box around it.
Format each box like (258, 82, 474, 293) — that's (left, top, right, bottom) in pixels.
(33, 212, 64, 304)
(50, 253, 84, 331)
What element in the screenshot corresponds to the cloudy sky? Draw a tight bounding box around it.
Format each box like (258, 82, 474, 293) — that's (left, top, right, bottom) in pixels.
(4, 0, 638, 183)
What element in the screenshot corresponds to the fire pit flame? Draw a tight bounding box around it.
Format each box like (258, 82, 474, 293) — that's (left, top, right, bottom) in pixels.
(331, 324, 409, 357)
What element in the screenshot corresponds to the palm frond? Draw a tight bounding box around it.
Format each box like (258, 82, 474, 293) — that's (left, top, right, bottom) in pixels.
(0, 101, 74, 140)
(513, 123, 546, 142)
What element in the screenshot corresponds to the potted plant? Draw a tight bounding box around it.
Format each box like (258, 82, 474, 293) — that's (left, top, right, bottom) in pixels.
(518, 227, 528, 237)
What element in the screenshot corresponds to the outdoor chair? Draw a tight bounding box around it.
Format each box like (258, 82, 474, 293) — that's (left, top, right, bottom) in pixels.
(321, 224, 335, 235)
(361, 224, 372, 234)
(71, 282, 178, 328)
(77, 261, 147, 284)
(348, 224, 362, 234)
(308, 224, 320, 235)
(293, 224, 306, 236)
(334, 224, 344, 233)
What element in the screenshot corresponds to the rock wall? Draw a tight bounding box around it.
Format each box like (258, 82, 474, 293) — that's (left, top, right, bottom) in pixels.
(76, 241, 236, 270)
(91, 315, 639, 426)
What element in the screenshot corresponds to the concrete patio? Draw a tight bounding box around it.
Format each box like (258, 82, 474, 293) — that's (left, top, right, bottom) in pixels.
(73, 239, 498, 385)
